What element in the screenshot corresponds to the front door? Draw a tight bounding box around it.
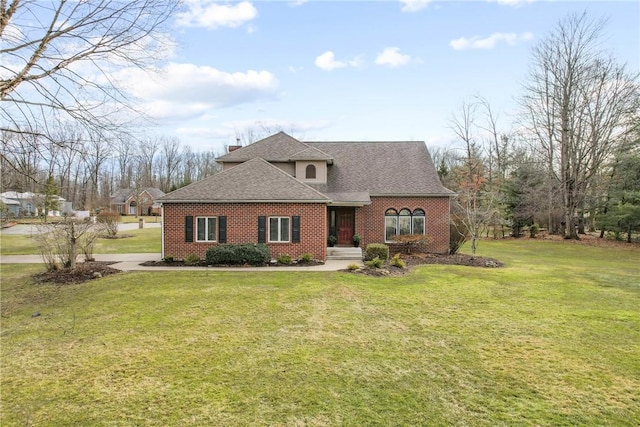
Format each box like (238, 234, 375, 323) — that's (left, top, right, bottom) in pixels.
(332, 207, 354, 246)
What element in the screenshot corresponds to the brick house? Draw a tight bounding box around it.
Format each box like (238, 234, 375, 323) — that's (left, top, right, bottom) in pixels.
(110, 188, 165, 216)
(158, 132, 454, 261)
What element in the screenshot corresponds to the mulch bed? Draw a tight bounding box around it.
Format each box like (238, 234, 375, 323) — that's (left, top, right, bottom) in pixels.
(139, 259, 325, 268)
(33, 262, 122, 285)
(349, 253, 504, 277)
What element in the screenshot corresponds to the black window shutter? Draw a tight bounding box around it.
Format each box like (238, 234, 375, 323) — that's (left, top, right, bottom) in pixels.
(292, 216, 300, 243)
(218, 216, 227, 243)
(185, 216, 193, 242)
(258, 216, 266, 243)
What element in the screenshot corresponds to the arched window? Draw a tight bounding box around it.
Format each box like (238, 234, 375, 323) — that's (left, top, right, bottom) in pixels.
(398, 209, 411, 235)
(412, 209, 425, 236)
(385, 209, 398, 241)
(305, 164, 316, 179)
(384, 208, 426, 242)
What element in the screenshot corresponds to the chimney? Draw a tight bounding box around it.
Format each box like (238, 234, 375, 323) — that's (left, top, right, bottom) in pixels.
(228, 145, 242, 152)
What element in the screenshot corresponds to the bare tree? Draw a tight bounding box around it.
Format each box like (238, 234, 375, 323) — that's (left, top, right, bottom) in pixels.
(521, 12, 639, 239)
(35, 218, 104, 270)
(139, 137, 160, 188)
(449, 98, 497, 256)
(1, 0, 177, 184)
(158, 136, 182, 192)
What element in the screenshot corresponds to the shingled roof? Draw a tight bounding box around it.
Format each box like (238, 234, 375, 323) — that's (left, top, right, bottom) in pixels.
(288, 147, 334, 162)
(306, 141, 454, 196)
(216, 131, 331, 163)
(158, 157, 330, 203)
(110, 188, 165, 203)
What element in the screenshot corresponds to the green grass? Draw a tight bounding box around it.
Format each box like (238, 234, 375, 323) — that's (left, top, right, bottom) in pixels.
(0, 234, 40, 255)
(0, 227, 161, 255)
(119, 215, 161, 224)
(93, 228, 161, 253)
(1, 240, 639, 426)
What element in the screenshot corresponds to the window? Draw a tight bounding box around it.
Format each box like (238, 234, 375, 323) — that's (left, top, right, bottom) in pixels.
(116, 205, 123, 214)
(305, 164, 316, 179)
(385, 209, 398, 242)
(385, 208, 426, 242)
(196, 217, 217, 242)
(269, 217, 290, 242)
(398, 209, 411, 235)
(412, 209, 425, 235)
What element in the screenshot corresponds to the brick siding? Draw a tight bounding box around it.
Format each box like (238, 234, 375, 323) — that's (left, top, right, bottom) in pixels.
(163, 203, 327, 261)
(355, 196, 450, 254)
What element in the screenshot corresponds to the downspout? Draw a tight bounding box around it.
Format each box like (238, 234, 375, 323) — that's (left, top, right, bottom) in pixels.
(160, 204, 165, 259)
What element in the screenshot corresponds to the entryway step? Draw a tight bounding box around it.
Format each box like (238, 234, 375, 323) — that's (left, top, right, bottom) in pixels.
(326, 247, 363, 260)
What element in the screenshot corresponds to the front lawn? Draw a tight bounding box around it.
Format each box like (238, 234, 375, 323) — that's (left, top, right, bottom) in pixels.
(1, 240, 639, 426)
(0, 227, 161, 255)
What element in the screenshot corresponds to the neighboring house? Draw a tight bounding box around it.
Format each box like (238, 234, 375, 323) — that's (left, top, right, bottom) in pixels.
(158, 132, 454, 261)
(0, 195, 21, 217)
(110, 188, 165, 216)
(0, 191, 70, 217)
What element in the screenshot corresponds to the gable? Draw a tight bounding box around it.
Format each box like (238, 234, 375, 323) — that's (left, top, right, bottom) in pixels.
(216, 131, 313, 163)
(158, 158, 330, 203)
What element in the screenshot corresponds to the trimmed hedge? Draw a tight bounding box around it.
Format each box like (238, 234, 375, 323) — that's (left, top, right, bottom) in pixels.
(205, 244, 270, 266)
(364, 243, 389, 261)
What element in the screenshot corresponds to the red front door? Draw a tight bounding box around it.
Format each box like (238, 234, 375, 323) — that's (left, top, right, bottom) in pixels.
(336, 208, 354, 246)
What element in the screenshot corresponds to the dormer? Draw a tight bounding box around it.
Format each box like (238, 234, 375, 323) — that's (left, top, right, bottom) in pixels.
(215, 132, 334, 183)
(289, 147, 333, 184)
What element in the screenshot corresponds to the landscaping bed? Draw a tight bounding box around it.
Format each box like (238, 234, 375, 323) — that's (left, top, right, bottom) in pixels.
(138, 258, 325, 268)
(33, 261, 121, 284)
(349, 252, 504, 277)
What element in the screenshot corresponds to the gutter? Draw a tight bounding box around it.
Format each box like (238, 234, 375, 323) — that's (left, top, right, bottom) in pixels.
(157, 199, 331, 204)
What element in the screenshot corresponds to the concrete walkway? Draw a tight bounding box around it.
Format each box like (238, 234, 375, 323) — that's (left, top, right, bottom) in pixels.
(0, 253, 360, 272)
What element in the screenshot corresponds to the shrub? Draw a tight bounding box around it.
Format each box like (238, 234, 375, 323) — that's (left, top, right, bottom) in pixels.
(529, 223, 539, 238)
(365, 243, 389, 261)
(449, 217, 469, 255)
(97, 211, 120, 237)
(390, 253, 406, 269)
(277, 254, 292, 264)
(206, 245, 236, 265)
(390, 234, 432, 253)
(347, 263, 360, 271)
(365, 256, 384, 269)
(184, 253, 200, 265)
(163, 256, 174, 263)
(205, 244, 270, 266)
(299, 253, 313, 263)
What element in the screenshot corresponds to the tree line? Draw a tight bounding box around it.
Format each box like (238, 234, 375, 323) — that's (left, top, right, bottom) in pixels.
(1, 128, 221, 210)
(440, 13, 639, 244)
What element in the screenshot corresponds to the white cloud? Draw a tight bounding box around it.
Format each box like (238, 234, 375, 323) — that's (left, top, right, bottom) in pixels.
(314, 51, 362, 71)
(113, 62, 278, 120)
(315, 51, 346, 71)
(449, 32, 534, 50)
(400, 0, 432, 13)
(375, 47, 411, 68)
(176, 0, 257, 30)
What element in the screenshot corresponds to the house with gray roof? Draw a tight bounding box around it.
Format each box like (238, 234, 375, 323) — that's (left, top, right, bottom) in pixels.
(158, 132, 454, 261)
(110, 188, 165, 216)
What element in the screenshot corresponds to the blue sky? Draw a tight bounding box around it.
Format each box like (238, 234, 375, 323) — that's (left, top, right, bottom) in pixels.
(128, 0, 639, 153)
